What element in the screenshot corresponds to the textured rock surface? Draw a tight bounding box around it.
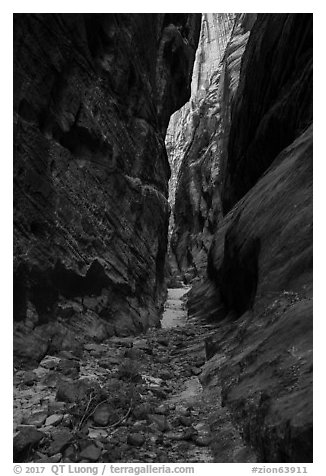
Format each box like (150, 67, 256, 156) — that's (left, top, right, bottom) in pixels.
(223, 13, 313, 213)
(13, 12, 313, 463)
(13, 13, 201, 364)
(185, 13, 313, 462)
(165, 14, 236, 246)
(191, 14, 236, 98)
(190, 127, 313, 462)
(168, 14, 256, 279)
(13, 296, 256, 463)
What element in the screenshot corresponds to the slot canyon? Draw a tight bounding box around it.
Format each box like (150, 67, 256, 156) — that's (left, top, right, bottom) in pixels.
(13, 13, 312, 464)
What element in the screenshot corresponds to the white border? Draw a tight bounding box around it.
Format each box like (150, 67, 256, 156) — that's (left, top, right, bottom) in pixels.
(2, 4, 323, 475)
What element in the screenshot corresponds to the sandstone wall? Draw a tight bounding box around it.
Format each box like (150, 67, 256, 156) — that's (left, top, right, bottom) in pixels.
(186, 13, 312, 462)
(13, 13, 201, 365)
(222, 13, 313, 212)
(168, 14, 255, 279)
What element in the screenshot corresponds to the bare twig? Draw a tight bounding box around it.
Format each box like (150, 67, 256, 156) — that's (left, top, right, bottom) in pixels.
(76, 391, 96, 431)
(87, 398, 111, 420)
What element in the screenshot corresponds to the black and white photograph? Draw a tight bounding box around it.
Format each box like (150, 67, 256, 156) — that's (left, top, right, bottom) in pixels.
(11, 5, 314, 470)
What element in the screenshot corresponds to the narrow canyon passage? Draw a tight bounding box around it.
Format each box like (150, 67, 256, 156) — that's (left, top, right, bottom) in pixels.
(14, 287, 256, 463)
(161, 287, 190, 328)
(13, 13, 312, 464)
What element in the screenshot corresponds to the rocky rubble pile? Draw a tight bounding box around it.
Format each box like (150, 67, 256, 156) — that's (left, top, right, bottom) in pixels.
(14, 317, 255, 463)
(14, 325, 208, 462)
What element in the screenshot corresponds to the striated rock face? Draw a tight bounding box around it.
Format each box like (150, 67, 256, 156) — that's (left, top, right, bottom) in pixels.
(13, 13, 201, 364)
(223, 13, 313, 212)
(186, 13, 312, 462)
(166, 14, 236, 234)
(191, 13, 236, 98)
(168, 14, 255, 279)
(191, 126, 313, 462)
(13, 12, 313, 462)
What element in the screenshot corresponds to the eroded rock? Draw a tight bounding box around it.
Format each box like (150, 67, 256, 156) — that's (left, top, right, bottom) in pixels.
(14, 427, 45, 461)
(23, 411, 48, 427)
(127, 433, 146, 447)
(13, 13, 201, 363)
(79, 444, 101, 462)
(92, 403, 111, 427)
(47, 429, 73, 456)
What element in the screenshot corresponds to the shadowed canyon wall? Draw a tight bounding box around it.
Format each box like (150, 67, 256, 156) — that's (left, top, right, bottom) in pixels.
(13, 12, 313, 462)
(13, 13, 201, 365)
(169, 13, 312, 462)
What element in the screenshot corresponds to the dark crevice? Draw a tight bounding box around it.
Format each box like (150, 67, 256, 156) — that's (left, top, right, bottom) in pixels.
(58, 124, 112, 161)
(220, 235, 261, 317)
(13, 260, 133, 324)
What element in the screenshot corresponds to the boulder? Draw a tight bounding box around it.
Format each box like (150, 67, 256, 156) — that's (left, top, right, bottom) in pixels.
(23, 411, 48, 428)
(92, 403, 111, 427)
(56, 378, 96, 403)
(79, 444, 101, 462)
(14, 427, 45, 461)
(47, 429, 73, 456)
(127, 433, 145, 447)
(45, 414, 63, 427)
